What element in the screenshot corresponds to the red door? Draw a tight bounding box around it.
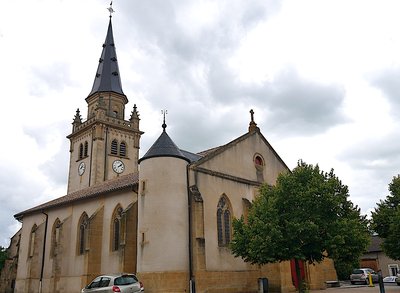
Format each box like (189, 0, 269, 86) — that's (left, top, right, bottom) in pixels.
(290, 259, 305, 289)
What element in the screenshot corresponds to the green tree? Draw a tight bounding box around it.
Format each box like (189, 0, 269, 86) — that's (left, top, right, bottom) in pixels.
(0, 246, 7, 270)
(371, 175, 400, 260)
(231, 161, 370, 292)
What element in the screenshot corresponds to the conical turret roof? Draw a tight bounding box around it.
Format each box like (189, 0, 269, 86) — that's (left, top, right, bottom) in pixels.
(88, 17, 124, 96)
(139, 124, 190, 164)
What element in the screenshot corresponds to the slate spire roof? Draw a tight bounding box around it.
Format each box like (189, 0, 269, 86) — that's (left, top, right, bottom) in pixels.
(88, 16, 124, 96)
(139, 121, 190, 163)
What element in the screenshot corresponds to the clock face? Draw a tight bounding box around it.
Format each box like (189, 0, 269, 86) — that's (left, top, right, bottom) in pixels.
(78, 162, 86, 176)
(112, 160, 125, 174)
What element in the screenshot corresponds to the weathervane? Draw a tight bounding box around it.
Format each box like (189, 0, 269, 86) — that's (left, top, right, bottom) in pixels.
(161, 110, 168, 131)
(107, 1, 114, 17)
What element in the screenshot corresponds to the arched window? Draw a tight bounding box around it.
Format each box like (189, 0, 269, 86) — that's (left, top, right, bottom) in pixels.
(242, 198, 252, 224)
(51, 219, 61, 257)
(77, 213, 89, 255)
(111, 206, 123, 251)
(111, 139, 118, 155)
(29, 224, 37, 258)
(217, 196, 232, 247)
(254, 154, 264, 182)
(255, 155, 263, 166)
(79, 143, 84, 159)
(84, 141, 89, 157)
(119, 142, 126, 157)
(113, 219, 120, 250)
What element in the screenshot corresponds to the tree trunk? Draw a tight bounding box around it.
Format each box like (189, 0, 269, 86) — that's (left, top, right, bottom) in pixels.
(295, 259, 305, 293)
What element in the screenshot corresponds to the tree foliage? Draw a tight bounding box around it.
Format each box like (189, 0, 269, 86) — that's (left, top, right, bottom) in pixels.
(371, 175, 400, 260)
(0, 246, 7, 270)
(231, 161, 370, 281)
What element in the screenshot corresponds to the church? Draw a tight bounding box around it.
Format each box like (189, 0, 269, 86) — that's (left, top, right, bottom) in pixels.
(10, 13, 337, 293)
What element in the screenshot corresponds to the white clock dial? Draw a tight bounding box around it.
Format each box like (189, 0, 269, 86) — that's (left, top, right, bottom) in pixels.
(112, 160, 125, 174)
(78, 162, 86, 176)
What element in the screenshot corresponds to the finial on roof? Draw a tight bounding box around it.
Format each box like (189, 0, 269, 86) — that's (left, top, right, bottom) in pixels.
(72, 108, 82, 132)
(248, 109, 259, 132)
(107, 1, 114, 18)
(161, 109, 168, 132)
(129, 104, 140, 130)
(130, 104, 139, 120)
(73, 108, 82, 124)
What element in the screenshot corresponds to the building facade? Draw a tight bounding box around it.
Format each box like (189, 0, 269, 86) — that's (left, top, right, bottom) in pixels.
(360, 235, 400, 278)
(11, 15, 337, 293)
(0, 229, 21, 293)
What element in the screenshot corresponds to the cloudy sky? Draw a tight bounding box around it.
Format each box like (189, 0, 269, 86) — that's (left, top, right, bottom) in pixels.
(1, 0, 400, 247)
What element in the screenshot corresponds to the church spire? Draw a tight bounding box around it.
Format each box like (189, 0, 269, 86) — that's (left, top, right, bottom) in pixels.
(88, 13, 124, 97)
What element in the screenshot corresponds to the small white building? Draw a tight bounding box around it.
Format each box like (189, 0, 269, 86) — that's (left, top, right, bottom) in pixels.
(361, 235, 400, 278)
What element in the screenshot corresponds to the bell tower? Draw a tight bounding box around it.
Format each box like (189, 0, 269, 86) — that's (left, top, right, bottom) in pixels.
(66, 15, 143, 194)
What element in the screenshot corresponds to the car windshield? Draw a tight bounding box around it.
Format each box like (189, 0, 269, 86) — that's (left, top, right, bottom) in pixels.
(352, 269, 364, 274)
(114, 275, 138, 286)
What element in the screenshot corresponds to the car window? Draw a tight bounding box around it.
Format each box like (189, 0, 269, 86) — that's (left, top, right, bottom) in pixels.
(114, 275, 138, 286)
(88, 277, 102, 289)
(352, 269, 363, 274)
(99, 277, 111, 287)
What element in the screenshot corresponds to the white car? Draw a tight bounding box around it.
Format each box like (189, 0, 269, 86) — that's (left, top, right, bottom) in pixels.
(81, 274, 144, 293)
(350, 268, 379, 285)
(383, 276, 397, 283)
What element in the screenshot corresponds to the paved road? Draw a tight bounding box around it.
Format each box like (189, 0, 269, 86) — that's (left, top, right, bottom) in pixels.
(311, 283, 399, 293)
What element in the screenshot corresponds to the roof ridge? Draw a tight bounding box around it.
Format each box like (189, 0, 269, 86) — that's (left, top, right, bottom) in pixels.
(14, 173, 139, 219)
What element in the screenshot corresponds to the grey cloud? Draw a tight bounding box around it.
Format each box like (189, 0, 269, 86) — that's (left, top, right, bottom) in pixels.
(40, 146, 69, 186)
(339, 134, 400, 174)
(28, 62, 73, 97)
(262, 69, 348, 135)
(369, 67, 400, 118)
(0, 168, 47, 247)
(170, 104, 248, 153)
(338, 133, 400, 212)
(204, 66, 348, 136)
(23, 122, 70, 185)
(114, 2, 346, 139)
(129, 59, 348, 149)
(118, 1, 281, 63)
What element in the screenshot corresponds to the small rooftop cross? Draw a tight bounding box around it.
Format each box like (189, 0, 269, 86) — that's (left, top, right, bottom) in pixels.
(248, 109, 259, 132)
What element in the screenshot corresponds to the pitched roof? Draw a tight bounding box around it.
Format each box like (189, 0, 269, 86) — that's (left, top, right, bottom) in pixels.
(180, 149, 203, 163)
(196, 146, 221, 157)
(367, 235, 383, 252)
(191, 128, 290, 170)
(88, 17, 125, 96)
(14, 173, 138, 220)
